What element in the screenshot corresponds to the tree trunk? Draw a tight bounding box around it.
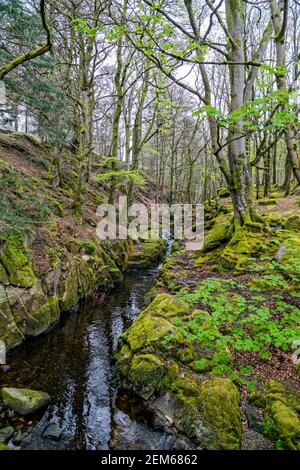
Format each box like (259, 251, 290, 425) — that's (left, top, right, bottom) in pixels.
(270, 0, 300, 186)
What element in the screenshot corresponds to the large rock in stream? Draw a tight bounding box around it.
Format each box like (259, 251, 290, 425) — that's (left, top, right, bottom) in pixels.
(127, 238, 167, 269)
(2, 387, 51, 416)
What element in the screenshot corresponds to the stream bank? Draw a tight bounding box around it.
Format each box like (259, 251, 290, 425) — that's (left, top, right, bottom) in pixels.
(0, 259, 179, 450)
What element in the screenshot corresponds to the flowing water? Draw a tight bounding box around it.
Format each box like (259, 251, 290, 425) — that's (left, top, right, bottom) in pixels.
(0, 249, 176, 450)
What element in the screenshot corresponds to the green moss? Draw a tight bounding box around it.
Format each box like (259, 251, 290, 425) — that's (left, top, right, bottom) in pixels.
(270, 192, 281, 198)
(265, 400, 300, 450)
(202, 219, 232, 252)
(128, 354, 166, 390)
(0, 239, 36, 287)
(218, 187, 230, 198)
(0, 444, 12, 450)
(0, 262, 9, 284)
(80, 241, 97, 255)
(219, 229, 265, 270)
(61, 270, 79, 310)
(76, 262, 95, 295)
(0, 239, 30, 274)
(141, 293, 190, 319)
(2, 387, 50, 416)
(250, 380, 300, 450)
(170, 242, 184, 254)
(262, 213, 285, 227)
(127, 238, 167, 268)
(9, 265, 36, 288)
(28, 296, 60, 332)
(123, 315, 175, 352)
(285, 215, 300, 232)
(258, 199, 277, 206)
(160, 270, 176, 282)
(198, 377, 242, 450)
(161, 373, 242, 449)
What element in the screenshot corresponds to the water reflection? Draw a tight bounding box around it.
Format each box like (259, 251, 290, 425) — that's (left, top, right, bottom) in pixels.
(0, 263, 172, 450)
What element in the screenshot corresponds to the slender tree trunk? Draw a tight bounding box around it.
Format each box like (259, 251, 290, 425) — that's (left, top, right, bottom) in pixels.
(270, 0, 300, 186)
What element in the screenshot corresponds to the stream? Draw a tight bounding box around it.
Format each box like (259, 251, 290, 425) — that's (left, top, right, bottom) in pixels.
(0, 246, 176, 450)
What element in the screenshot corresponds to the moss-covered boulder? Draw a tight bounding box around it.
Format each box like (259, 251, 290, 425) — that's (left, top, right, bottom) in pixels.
(219, 229, 268, 270)
(0, 238, 130, 350)
(128, 354, 166, 393)
(0, 239, 36, 288)
(285, 215, 300, 232)
(262, 212, 285, 228)
(202, 218, 232, 252)
(198, 378, 242, 449)
(24, 296, 60, 337)
(157, 371, 241, 449)
(115, 292, 241, 449)
(250, 381, 300, 450)
(120, 315, 175, 354)
(2, 387, 51, 416)
(258, 199, 277, 206)
(127, 238, 167, 268)
(116, 293, 231, 375)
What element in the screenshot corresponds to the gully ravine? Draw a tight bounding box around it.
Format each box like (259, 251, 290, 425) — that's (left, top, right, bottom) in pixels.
(0, 245, 176, 450)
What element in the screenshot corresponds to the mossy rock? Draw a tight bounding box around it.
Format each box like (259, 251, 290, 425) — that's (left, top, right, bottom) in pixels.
(250, 380, 300, 450)
(198, 377, 242, 449)
(258, 199, 277, 206)
(140, 293, 190, 319)
(262, 213, 285, 227)
(219, 229, 263, 270)
(9, 265, 36, 288)
(0, 263, 9, 284)
(0, 239, 30, 274)
(115, 294, 190, 374)
(0, 301, 24, 349)
(25, 296, 60, 336)
(128, 354, 166, 392)
(79, 241, 97, 255)
(202, 219, 232, 252)
(76, 261, 96, 296)
(61, 269, 79, 310)
(0, 239, 36, 287)
(120, 315, 175, 353)
(285, 215, 300, 232)
(162, 373, 242, 449)
(275, 238, 300, 282)
(2, 387, 51, 416)
(127, 238, 167, 268)
(218, 187, 230, 198)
